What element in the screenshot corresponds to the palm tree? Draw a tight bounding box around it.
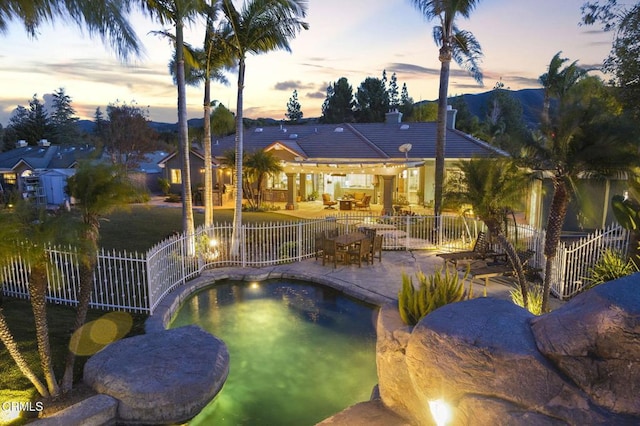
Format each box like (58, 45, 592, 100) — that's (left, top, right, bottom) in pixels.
(409, 0, 483, 224)
(0, 202, 73, 397)
(143, 0, 205, 251)
(523, 73, 640, 312)
(184, 4, 234, 227)
(0, 0, 141, 61)
(220, 0, 308, 255)
(244, 150, 284, 209)
(60, 162, 138, 392)
(539, 51, 586, 125)
(445, 157, 531, 309)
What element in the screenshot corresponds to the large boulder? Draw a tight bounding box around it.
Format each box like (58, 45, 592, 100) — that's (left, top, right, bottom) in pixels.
(84, 325, 229, 425)
(531, 274, 640, 415)
(376, 283, 640, 425)
(405, 298, 608, 425)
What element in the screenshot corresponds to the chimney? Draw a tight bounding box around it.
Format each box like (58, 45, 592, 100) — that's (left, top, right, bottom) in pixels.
(385, 109, 403, 124)
(16, 140, 27, 148)
(446, 105, 457, 130)
(38, 139, 50, 147)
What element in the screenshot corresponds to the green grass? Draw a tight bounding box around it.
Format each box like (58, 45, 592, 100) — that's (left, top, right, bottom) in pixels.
(0, 298, 147, 423)
(98, 205, 300, 252)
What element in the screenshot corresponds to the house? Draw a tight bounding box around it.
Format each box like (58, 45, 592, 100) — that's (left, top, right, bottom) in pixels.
(160, 109, 516, 216)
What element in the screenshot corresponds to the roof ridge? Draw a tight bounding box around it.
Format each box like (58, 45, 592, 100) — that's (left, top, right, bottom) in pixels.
(343, 123, 390, 159)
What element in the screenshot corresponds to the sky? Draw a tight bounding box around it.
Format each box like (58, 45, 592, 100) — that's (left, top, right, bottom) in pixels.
(0, 0, 613, 126)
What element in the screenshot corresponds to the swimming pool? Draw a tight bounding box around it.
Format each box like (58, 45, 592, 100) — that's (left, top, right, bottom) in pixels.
(169, 279, 378, 425)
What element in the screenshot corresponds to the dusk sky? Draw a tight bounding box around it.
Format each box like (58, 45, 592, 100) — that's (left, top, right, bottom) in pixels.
(0, 0, 612, 126)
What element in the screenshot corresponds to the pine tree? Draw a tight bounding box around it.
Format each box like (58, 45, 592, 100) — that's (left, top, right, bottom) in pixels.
(321, 77, 355, 123)
(50, 88, 79, 144)
(285, 89, 303, 122)
(399, 83, 414, 120)
(388, 72, 400, 109)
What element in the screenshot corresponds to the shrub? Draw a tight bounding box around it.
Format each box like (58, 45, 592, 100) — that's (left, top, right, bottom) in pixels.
(511, 284, 544, 315)
(398, 265, 470, 326)
(585, 249, 638, 289)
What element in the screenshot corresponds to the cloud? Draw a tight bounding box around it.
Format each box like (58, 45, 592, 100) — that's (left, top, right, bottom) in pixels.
(305, 91, 325, 99)
(273, 80, 316, 91)
(385, 62, 440, 76)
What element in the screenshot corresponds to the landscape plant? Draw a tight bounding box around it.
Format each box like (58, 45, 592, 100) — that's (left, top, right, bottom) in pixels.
(398, 265, 470, 327)
(585, 249, 638, 289)
(510, 284, 544, 315)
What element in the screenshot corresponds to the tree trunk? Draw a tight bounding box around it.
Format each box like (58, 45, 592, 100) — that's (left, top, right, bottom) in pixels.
(29, 262, 60, 397)
(434, 47, 451, 235)
(60, 248, 96, 393)
(177, 20, 195, 254)
(231, 57, 245, 257)
(542, 179, 570, 312)
(0, 309, 50, 397)
(493, 230, 529, 310)
(203, 76, 213, 227)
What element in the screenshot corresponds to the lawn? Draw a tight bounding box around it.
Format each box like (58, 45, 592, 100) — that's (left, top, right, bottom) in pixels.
(0, 298, 147, 424)
(98, 204, 300, 252)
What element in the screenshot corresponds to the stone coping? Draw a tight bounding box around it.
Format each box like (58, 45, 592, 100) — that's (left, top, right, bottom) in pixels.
(145, 266, 395, 333)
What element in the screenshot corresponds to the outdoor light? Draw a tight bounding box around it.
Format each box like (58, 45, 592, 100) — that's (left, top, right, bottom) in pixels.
(428, 399, 452, 426)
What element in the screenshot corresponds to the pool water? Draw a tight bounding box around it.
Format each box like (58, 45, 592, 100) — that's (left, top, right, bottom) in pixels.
(169, 279, 378, 426)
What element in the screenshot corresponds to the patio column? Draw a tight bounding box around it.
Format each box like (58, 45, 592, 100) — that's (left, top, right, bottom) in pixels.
(286, 172, 297, 210)
(381, 175, 395, 215)
(299, 172, 308, 201)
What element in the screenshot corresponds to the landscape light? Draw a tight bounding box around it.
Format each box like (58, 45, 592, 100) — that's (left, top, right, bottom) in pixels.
(428, 399, 451, 426)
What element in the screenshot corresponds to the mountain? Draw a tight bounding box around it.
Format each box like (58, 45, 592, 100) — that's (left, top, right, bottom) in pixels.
(76, 88, 546, 134)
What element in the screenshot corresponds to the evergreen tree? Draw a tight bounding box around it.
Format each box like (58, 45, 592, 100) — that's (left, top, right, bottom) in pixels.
(9, 94, 51, 144)
(50, 87, 79, 144)
(355, 77, 389, 122)
(285, 89, 303, 122)
(399, 83, 414, 120)
(388, 72, 400, 109)
(211, 102, 235, 137)
(93, 107, 108, 141)
(321, 77, 355, 123)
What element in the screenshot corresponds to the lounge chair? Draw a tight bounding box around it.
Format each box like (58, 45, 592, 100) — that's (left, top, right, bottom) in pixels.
(469, 249, 536, 296)
(355, 195, 371, 211)
(322, 193, 337, 209)
(437, 232, 491, 266)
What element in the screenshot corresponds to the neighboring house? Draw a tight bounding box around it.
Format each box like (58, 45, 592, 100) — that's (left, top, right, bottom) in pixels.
(0, 139, 95, 206)
(0, 139, 166, 207)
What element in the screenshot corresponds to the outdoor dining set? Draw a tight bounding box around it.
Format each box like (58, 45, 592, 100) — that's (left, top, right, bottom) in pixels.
(315, 227, 383, 267)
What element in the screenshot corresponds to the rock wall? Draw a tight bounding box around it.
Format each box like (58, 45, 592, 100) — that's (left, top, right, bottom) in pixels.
(376, 275, 640, 425)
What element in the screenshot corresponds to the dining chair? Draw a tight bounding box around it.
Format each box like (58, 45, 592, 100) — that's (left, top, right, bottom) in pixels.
(348, 237, 371, 267)
(370, 234, 383, 263)
(323, 238, 345, 268)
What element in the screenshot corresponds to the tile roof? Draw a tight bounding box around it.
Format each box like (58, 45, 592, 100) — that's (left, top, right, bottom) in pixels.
(209, 122, 504, 161)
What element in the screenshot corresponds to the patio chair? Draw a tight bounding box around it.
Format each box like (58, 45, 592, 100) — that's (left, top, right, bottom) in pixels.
(322, 193, 337, 209)
(348, 237, 371, 267)
(323, 238, 346, 268)
(355, 195, 371, 211)
(437, 231, 490, 267)
(369, 234, 383, 263)
(314, 231, 325, 260)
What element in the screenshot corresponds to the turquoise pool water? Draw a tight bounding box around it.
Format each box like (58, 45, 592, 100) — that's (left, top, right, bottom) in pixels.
(169, 279, 378, 426)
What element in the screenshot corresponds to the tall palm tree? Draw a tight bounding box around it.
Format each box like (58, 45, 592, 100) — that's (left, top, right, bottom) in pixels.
(409, 0, 483, 224)
(539, 51, 586, 125)
(523, 73, 640, 312)
(186, 4, 234, 227)
(220, 0, 308, 255)
(61, 162, 138, 392)
(446, 157, 531, 309)
(0, 0, 141, 61)
(143, 0, 205, 251)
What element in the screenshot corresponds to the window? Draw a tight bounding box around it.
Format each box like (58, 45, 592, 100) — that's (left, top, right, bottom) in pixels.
(170, 169, 182, 184)
(3, 173, 16, 186)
